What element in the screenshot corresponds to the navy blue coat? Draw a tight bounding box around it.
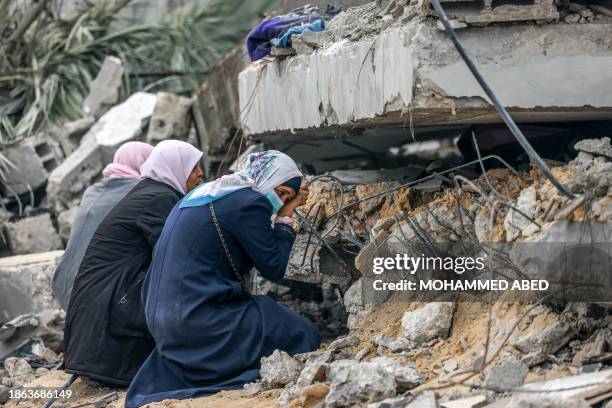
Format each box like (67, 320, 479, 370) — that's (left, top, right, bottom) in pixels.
(125, 188, 320, 407)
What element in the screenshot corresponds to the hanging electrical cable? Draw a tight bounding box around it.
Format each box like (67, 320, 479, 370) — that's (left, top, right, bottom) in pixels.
(430, 0, 575, 199)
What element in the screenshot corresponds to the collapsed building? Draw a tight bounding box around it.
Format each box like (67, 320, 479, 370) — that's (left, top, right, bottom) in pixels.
(1, 0, 612, 406)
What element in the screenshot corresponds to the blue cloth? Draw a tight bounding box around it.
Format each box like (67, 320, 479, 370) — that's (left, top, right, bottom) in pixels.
(271, 19, 324, 48)
(125, 188, 320, 407)
(281, 176, 302, 193)
(246, 16, 324, 61)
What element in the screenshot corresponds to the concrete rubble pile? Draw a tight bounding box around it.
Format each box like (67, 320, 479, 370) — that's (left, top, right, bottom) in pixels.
(2, 0, 612, 406)
(240, 136, 612, 407)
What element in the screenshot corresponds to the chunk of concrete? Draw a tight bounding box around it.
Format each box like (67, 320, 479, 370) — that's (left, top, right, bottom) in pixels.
(82, 56, 124, 119)
(146, 92, 192, 144)
(260, 350, 302, 389)
(4, 213, 63, 255)
(0, 251, 63, 324)
(326, 359, 398, 407)
(92, 91, 157, 153)
(53, 116, 95, 156)
(0, 142, 48, 196)
(483, 356, 528, 391)
(512, 318, 574, 355)
(57, 207, 78, 242)
(47, 92, 157, 210)
(370, 357, 424, 392)
(504, 186, 538, 241)
(401, 302, 455, 345)
(3, 357, 34, 387)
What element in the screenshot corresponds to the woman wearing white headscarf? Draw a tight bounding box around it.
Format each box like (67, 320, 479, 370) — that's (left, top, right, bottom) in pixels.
(63, 140, 203, 388)
(125, 150, 320, 407)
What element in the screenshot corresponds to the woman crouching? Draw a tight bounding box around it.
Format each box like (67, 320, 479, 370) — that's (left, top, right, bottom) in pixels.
(125, 150, 320, 407)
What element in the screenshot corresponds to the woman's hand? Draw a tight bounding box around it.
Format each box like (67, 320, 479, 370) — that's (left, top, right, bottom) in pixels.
(278, 186, 309, 217)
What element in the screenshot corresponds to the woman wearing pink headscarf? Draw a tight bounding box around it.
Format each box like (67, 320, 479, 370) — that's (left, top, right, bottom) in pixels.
(63, 140, 203, 388)
(52, 141, 154, 310)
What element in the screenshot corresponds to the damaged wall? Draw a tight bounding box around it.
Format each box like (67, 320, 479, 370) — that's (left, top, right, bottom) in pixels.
(238, 21, 612, 136)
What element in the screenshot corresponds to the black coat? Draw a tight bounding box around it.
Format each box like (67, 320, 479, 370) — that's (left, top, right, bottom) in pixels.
(63, 178, 181, 386)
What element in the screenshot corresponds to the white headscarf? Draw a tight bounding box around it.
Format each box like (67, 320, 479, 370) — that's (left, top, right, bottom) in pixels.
(180, 150, 302, 208)
(140, 140, 203, 195)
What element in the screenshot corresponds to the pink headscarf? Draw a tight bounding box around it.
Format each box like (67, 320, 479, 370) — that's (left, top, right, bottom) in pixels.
(102, 141, 154, 179)
(140, 140, 203, 195)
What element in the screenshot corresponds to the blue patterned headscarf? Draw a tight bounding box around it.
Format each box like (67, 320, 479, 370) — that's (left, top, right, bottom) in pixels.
(180, 150, 302, 208)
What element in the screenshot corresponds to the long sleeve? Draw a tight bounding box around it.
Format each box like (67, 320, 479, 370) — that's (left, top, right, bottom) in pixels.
(136, 192, 179, 248)
(236, 196, 296, 282)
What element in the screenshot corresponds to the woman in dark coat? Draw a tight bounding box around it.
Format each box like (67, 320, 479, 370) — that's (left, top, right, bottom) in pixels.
(63, 140, 203, 387)
(125, 150, 320, 407)
(52, 141, 154, 310)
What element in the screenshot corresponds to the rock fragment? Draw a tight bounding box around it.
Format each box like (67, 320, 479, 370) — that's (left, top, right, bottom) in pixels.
(401, 302, 455, 345)
(326, 359, 397, 407)
(3, 357, 34, 387)
(82, 56, 124, 119)
(4, 214, 63, 255)
(483, 355, 528, 391)
(260, 350, 302, 389)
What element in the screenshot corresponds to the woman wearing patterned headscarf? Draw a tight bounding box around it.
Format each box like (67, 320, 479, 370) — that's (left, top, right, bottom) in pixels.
(125, 150, 320, 407)
(63, 140, 204, 388)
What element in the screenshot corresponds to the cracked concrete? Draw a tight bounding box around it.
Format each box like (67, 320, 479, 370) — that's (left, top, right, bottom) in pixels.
(238, 20, 612, 137)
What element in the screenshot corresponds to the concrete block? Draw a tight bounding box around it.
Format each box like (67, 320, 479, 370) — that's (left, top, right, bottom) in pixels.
(53, 117, 95, 156)
(0, 251, 63, 323)
(82, 56, 124, 119)
(146, 92, 192, 144)
(4, 213, 63, 255)
(46, 92, 157, 210)
(0, 142, 47, 197)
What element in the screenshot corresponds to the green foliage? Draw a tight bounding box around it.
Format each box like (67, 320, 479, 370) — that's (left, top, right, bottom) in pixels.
(0, 0, 278, 146)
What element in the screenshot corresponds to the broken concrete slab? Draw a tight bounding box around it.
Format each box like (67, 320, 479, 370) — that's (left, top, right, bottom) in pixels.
(0, 251, 63, 324)
(47, 92, 157, 210)
(146, 92, 192, 144)
(520, 368, 612, 400)
(92, 92, 157, 155)
(82, 56, 124, 119)
(0, 142, 48, 197)
(3, 213, 63, 255)
(401, 302, 456, 345)
(52, 116, 95, 156)
(239, 23, 612, 138)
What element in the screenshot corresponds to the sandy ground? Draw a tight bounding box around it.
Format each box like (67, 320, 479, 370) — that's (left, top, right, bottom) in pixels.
(3, 370, 280, 408)
(4, 300, 570, 407)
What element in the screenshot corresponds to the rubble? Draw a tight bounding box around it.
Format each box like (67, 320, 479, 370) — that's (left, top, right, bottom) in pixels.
(82, 56, 124, 119)
(325, 358, 398, 407)
(260, 350, 302, 389)
(46, 92, 157, 210)
(3, 357, 34, 387)
(482, 355, 528, 391)
(0, 251, 63, 323)
(146, 92, 192, 144)
(401, 302, 456, 345)
(52, 116, 95, 156)
(3, 214, 63, 255)
(0, 141, 48, 197)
